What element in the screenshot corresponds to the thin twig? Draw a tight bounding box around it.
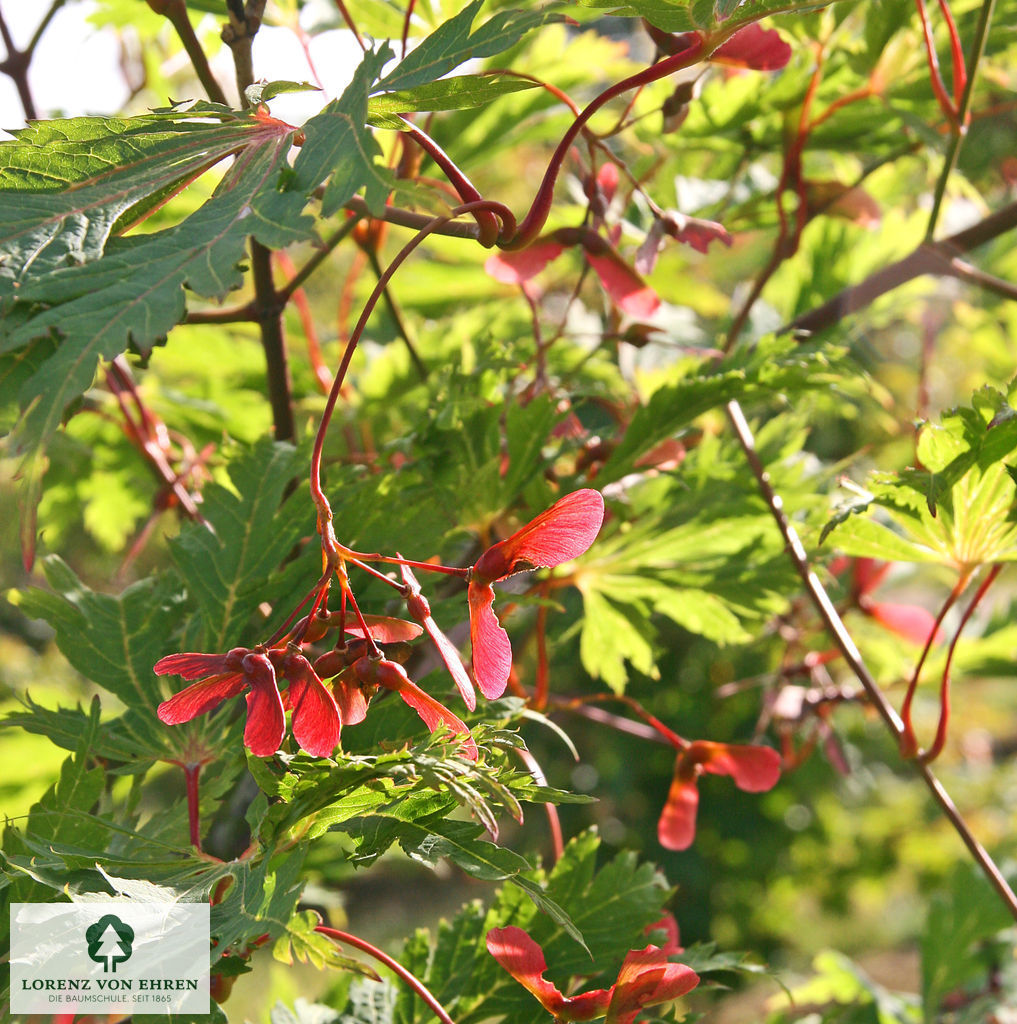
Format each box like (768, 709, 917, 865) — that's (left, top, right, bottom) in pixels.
(185, 303, 257, 324)
(26, 0, 66, 59)
(224, 1, 295, 441)
(184, 763, 202, 848)
(160, 0, 228, 105)
(507, 36, 706, 248)
(726, 398, 1017, 922)
(364, 247, 428, 380)
(925, 0, 997, 239)
(277, 218, 361, 305)
(275, 249, 333, 394)
(316, 926, 457, 1024)
(947, 256, 1017, 301)
(552, 700, 671, 744)
(554, 692, 685, 749)
(515, 745, 564, 863)
(0, 0, 59, 119)
(334, 0, 366, 52)
(921, 563, 1002, 763)
(343, 196, 482, 239)
(899, 572, 968, 756)
(400, 0, 416, 59)
(310, 201, 510, 555)
(222, 0, 267, 105)
(251, 240, 296, 441)
(787, 201, 1017, 336)
(398, 119, 506, 245)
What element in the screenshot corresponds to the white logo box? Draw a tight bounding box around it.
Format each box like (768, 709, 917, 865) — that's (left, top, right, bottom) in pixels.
(11, 902, 210, 1015)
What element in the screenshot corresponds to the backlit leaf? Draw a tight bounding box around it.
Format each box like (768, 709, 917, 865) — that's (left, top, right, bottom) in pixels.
(368, 74, 540, 128)
(2, 107, 311, 566)
(371, 2, 566, 95)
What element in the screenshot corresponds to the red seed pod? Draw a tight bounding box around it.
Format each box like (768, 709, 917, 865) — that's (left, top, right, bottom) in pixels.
(210, 973, 236, 1005)
(352, 654, 408, 690)
(345, 637, 373, 663)
(224, 647, 248, 671)
(291, 612, 333, 644)
(313, 649, 348, 679)
(406, 589, 431, 623)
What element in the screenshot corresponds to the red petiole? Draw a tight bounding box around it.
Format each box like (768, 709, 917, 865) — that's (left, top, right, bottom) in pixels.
(921, 564, 1002, 763)
(899, 570, 969, 758)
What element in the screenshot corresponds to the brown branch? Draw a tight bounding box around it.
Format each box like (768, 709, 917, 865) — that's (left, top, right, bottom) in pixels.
(220, 0, 295, 441)
(725, 398, 1017, 923)
(25, 0, 64, 58)
(0, 0, 66, 120)
(157, 0, 228, 105)
(250, 241, 295, 441)
(788, 200, 1017, 336)
(344, 196, 482, 240)
(276, 218, 361, 305)
(185, 302, 256, 324)
(221, 0, 266, 105)
(947, 257, 1017, 302)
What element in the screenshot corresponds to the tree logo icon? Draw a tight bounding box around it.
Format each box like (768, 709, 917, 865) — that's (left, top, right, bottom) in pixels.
(85, 915, 134, 973)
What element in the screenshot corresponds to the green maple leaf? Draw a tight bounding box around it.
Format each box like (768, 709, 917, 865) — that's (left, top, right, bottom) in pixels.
(0, 105, 312, 568)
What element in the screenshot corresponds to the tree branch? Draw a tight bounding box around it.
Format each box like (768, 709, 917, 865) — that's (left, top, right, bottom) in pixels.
(250, 241, 295, 441)
(276, 218, 361, 305)
(221, 0, 266, 105)
(787, 200, 1017, 336)
(0, 0, 65, 120)
(725, 398, 1017, 923)
(157, 0, 228, 106)
(344, 196, 482, 240)
(220, 0, 295, 441)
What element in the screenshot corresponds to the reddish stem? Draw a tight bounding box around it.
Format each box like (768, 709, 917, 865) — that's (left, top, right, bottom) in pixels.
(560, 692, 686, 750)
(333, 0, 365, 51)
(915, 0, 960, 125)
(399, 121, 509, 246)
(275, 249, 332, 394)
(345, 583, 382, 658)
(106, 359, 206, 522)
(290, 17, 326, 92)
(921, 564, 1002, 763)
(347, 556, 410, 590)
(315, 926, 457, 1024)
(263, 575, 327, 648)
(487, 67, 581, 117)
(310, 202, 510, 525)
(807, 84, 877, 132)
(936, 0, 967, 107)
(899, 571, 969, 757)
(726, 51, 823, 351)
(345, 551, 469, 578)
(506, 37, 704, 249)
(554, 700, 670, 743)
(400, 0, 416, 59)
(183, 762, 202, 849)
